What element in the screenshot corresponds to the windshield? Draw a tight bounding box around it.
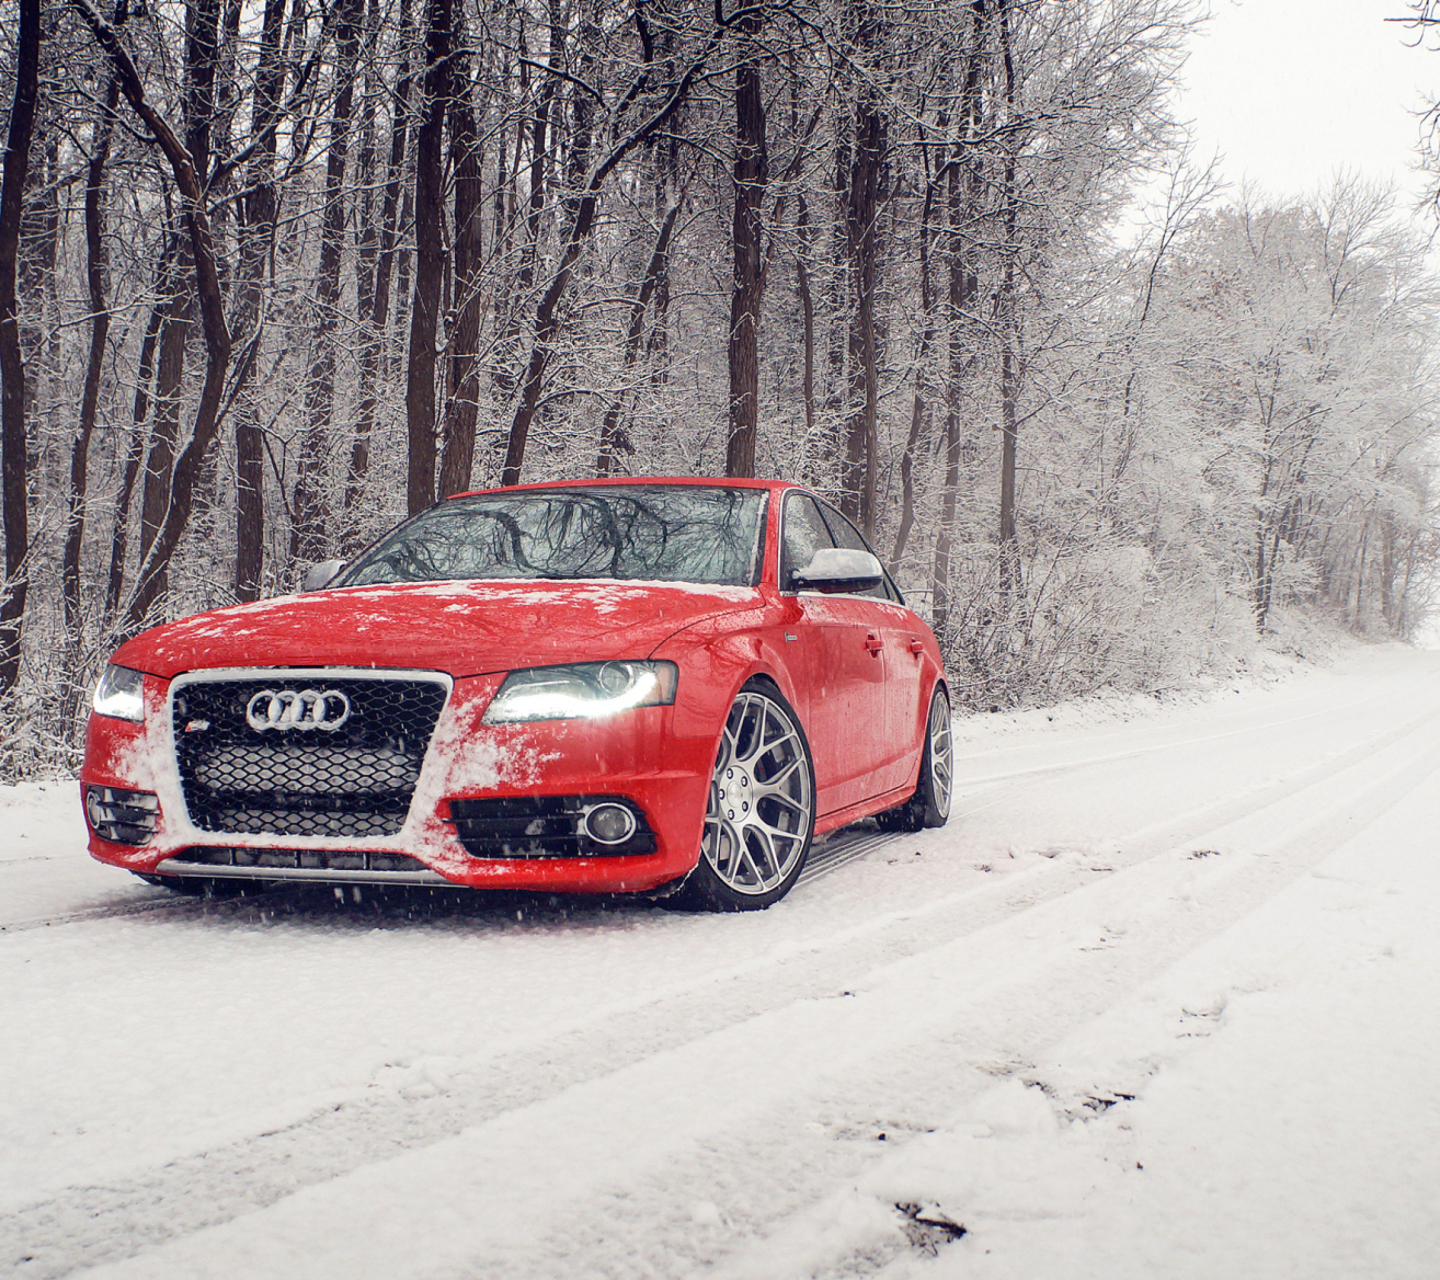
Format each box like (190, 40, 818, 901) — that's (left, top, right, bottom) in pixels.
(339, 485, 768, 588)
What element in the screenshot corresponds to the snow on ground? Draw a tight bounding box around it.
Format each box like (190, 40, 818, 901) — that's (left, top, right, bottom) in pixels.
(3, 641, 1439, 1278)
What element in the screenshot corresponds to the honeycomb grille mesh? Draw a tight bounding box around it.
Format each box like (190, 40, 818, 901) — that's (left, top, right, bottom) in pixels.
(173, 675, 447, 837)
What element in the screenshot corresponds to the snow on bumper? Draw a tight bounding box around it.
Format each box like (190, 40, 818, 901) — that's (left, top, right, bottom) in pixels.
(79, 671, 714, 894)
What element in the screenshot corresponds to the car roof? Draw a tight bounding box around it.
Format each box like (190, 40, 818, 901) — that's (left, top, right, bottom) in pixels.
(445, 476, 800, 500)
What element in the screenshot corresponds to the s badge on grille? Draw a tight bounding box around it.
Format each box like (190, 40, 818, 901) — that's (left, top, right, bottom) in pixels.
(245, 688, 352, 732)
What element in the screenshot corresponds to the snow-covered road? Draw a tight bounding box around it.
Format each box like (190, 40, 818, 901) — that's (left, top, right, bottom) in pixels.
(4, 643, 1439, 1279)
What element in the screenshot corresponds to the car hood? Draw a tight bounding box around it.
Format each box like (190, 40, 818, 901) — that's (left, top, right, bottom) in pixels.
(114, 580, 763, 680)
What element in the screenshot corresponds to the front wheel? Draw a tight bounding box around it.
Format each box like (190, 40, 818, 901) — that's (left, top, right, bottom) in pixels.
(875, 685, 953, 832)
(672, 683, 816, 911)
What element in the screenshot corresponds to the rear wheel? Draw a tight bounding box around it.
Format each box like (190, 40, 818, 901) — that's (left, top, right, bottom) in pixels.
(673, 684, 816, 911)
(875, 685, 953, 832)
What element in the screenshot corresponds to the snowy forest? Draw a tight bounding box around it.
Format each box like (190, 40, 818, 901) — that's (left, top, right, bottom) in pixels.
(2, 0, 1439, 777)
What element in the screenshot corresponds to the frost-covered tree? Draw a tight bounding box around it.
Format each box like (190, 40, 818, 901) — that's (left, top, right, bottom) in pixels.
(3, 0, 1440, 776)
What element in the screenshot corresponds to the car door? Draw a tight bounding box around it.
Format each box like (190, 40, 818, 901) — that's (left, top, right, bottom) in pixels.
(813, 501, 925, 797)
(778, 491, 890, 815)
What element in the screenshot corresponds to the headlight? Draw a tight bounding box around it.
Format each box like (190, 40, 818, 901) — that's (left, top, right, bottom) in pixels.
(92, 664, 146, 722)
(484, 660, 678, 724)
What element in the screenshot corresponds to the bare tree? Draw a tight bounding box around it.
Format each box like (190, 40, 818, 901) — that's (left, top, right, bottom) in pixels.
(61, 3, 125, 736)
(436, 2, 486, 499)
(404, 0, 452, 515)
(66, 0, 234, 633)
(725, 8, 767, 479)
(292, 0, 364, 566)
(0, 0, 40, 698)
(499, 4, 740, 485)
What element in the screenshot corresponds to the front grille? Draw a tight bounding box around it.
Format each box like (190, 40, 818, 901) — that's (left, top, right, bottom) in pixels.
(448, 795, 657, 859)
(172, 673, 448, 838)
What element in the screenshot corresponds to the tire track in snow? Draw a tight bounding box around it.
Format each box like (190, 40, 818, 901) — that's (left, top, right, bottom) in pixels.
(412, 699, 1440, 1280)
(9, 685, 1440, 1279)
(49, 718, 1440, 1280)
(0, 880, 394, 933)
(687, 722, 1440, 1280)
(0, 891, 250, 933)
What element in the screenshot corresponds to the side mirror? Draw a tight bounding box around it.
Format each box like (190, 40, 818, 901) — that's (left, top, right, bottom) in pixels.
(791, 547, 884, 595)
(302, 558, 346, 592)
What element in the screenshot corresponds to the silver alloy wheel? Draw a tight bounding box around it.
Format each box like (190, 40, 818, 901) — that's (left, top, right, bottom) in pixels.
(927, 689, 954, 820)
(702, 690, 815, 895)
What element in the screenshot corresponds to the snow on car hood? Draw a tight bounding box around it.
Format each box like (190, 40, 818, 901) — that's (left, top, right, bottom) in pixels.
(113, 580, 762, 680)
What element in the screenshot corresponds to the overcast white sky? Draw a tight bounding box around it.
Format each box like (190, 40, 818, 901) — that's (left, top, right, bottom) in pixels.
(1175, 0, 1438, 215)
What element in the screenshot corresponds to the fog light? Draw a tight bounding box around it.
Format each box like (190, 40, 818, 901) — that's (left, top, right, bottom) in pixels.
(582, 802, 638, 846)
(85, 785, 159, 846)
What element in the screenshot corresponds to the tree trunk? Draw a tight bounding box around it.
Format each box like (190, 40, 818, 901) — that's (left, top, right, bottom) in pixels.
(597, 193, 684, 474)
(233, 0, 286, 600)
(61, 51, 121, 740)
(892, 226, 934, 563)
(17, 137, 59, 432)
(932, 1, 985, 640)
(104, 271, 167, 627)
(893, 155, 937, 566)
(796, 195, 816, 462)
(404, 0, 451, 515)
(517, 3, 560, 300)
(646, 91, 678, 397)
(932, 152, 966, 638)
(292, 0, 362, 566)
(993, 0, 1023, 603)
(140, 254, 190, 569)
(0, 0, 40, 698)
(725, 12, 766, 479)
(840, 98, 885, 538)
(344, 0, 412, 546)
(437, 7, 486, 499)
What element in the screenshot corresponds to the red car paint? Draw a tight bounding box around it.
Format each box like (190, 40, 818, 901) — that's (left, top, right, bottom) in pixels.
(80, 478, 947, 896)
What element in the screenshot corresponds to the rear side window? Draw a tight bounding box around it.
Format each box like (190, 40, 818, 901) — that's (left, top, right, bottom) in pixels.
(815, 502, 904, 603)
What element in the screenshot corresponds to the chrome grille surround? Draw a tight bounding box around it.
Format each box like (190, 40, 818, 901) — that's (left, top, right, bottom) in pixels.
(170, 668, 451, 839)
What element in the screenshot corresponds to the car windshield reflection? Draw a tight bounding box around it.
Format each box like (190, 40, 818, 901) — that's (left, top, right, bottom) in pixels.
(339, 484, 767, 588)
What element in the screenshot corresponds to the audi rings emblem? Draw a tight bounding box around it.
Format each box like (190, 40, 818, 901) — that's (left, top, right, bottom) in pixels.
(245, 688, 352, 732)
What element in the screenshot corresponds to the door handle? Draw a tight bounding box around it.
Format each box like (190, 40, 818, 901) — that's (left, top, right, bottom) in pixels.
(865, 634, 884, 655)
(908, 637, 925, 655)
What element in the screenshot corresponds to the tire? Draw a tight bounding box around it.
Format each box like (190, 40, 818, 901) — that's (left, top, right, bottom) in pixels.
(875, 685, 953, 833)
(672, 682, 816, 911)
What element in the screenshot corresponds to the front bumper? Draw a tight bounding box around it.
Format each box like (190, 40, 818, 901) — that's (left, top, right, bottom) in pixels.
(80, 671, 714, 894)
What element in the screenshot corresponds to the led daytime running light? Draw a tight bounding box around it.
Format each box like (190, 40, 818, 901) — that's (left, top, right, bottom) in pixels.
(484, 661, 677, 724)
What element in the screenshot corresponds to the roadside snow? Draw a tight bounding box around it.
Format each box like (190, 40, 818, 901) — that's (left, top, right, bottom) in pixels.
(3, 641, 1438, 1279)
(735, 758, 1440, 1280)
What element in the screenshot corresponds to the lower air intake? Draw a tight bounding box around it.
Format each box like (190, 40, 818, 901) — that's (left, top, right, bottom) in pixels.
(448, 796, 656, 859)
(85, 786, 159, 846)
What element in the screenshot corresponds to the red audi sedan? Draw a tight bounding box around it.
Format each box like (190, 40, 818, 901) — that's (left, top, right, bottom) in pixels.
(80, 478, 951, 909)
